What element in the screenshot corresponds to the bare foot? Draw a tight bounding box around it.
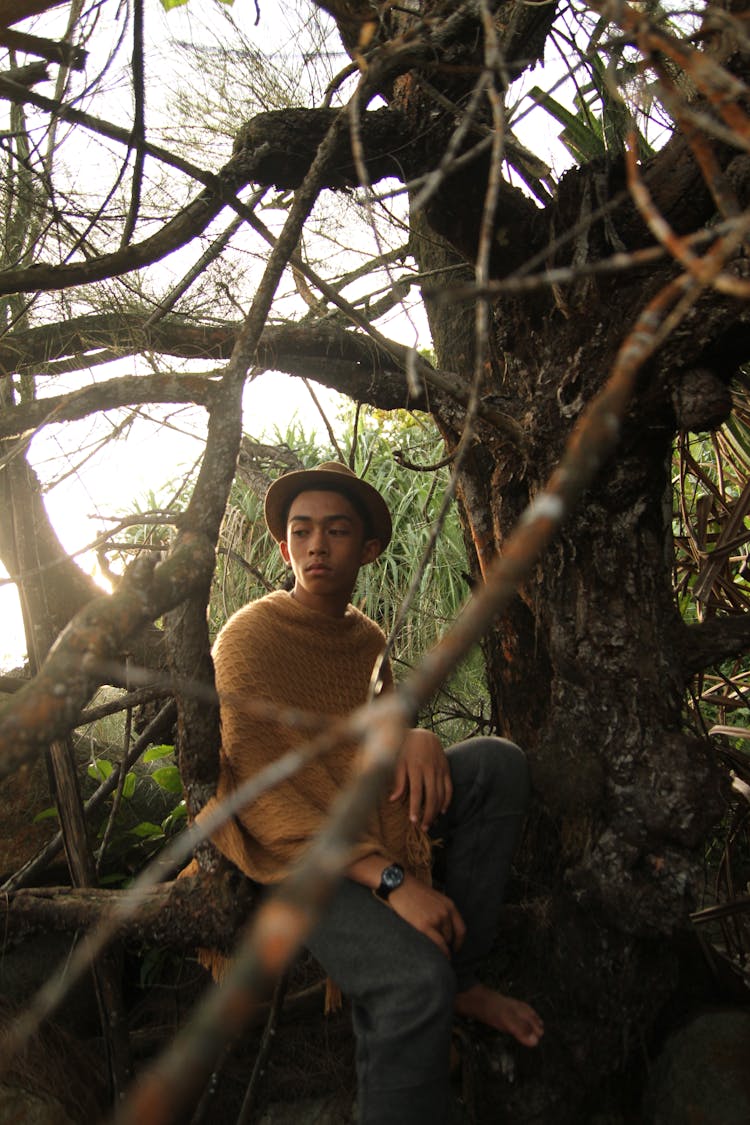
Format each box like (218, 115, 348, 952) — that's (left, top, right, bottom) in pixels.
(455, 983, 544, 1047)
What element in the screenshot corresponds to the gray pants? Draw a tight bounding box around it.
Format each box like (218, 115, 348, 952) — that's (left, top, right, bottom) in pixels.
(307, 737, 530, 1125)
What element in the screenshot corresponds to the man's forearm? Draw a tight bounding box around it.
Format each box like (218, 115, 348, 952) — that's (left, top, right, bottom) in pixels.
(347, 852, 392, 890)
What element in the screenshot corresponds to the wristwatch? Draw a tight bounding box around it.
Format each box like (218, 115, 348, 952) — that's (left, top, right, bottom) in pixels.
(375, 862, 405, 901)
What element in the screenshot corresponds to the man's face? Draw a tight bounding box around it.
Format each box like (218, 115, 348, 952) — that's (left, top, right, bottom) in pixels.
(280, 489, 380, 613)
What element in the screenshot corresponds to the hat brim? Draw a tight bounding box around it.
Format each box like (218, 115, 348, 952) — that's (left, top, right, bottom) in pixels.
(264, 465, 392, 552)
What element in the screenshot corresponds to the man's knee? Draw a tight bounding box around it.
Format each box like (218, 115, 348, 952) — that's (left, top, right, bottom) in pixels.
(451, 735, 530, 810)
(485, 737, 530, 806)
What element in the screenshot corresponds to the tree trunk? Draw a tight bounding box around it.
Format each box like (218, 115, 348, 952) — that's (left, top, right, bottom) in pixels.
(408, 164, 736, 1119)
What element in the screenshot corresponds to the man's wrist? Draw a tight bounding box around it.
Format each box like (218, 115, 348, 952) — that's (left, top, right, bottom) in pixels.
(374, 862, 405, 901)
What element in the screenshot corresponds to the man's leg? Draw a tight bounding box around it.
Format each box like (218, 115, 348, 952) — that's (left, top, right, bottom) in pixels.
(433, 736, 530, 990)
(307, 877, 455, 1125)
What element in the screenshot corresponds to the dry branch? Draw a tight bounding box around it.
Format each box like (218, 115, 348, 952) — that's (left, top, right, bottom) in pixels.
(1, 873, 256, 951)
(682, 614, 750, 675)
(0, 0, 68, 27)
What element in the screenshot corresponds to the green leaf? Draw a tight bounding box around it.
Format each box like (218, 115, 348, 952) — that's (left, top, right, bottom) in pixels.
(529, 86, 606, 162)
(130, 821, 163, 838)
(33, 806, 59, 822)
(144, 744, 175, 763)
(88, 758, 114, 782)
(152, 765, 183, 794)
(122, 772, 136, 799)
(162, 801, 187, 832)
(160, 0, 233, 8)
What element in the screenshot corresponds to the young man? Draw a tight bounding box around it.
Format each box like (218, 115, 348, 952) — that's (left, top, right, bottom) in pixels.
(209, 462, 543, 1124)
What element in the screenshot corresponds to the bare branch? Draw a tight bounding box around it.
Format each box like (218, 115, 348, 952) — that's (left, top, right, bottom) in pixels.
(2, 873, 256, 951)
(0, 26, 86, 69)
(0, 373, 220, 440)
(681, 615, 750, 676)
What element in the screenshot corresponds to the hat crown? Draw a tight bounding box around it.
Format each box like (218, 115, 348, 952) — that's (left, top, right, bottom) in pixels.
(315, 461, 358, 479)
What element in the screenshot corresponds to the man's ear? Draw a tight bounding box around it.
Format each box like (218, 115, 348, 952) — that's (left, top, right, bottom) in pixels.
(280, 540, 291, 564)
(361, 538, 381, 565)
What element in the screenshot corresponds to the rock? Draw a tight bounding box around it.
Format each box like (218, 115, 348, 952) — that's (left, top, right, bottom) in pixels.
(644, 1007, 750, 1124)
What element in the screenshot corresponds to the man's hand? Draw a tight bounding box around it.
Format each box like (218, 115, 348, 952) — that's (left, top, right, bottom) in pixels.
(389, 728, 452, 830)
(389, 874, 466, 958)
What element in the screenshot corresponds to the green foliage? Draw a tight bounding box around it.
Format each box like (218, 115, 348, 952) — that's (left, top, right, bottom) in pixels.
(160, 0, 234, 9)
(529, 54, 653, 165)
(32, 805, 59, 823)
(143, 744, 177, 762)
(530, 85, 607, 164)
(151, 765, 183, 794)
(86, 745, 185, 884)
(674, 376, 750, 840)
(88, 757, 114, 783)
(673, 424, 750, 625)
(529, 4, 664, 167)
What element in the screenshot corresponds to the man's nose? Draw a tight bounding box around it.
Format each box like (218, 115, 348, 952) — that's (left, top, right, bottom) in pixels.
(308, 530, 328, 553)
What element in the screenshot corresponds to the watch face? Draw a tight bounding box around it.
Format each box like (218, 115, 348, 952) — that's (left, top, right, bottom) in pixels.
(381, 863, 404, 893)
(384, 864, 402, 891)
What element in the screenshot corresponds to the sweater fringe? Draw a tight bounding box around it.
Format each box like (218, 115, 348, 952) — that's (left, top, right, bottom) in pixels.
(406, 821, 434, 882)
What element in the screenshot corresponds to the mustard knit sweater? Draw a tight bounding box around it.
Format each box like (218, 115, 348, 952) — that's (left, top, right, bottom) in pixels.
(205, 590, 425, 886)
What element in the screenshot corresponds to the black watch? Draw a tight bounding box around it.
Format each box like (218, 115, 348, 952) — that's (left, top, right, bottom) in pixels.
(375, 862, 405, 901)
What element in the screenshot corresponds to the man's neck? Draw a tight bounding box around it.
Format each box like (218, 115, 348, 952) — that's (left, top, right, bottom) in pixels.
(290, 584, 350, 618)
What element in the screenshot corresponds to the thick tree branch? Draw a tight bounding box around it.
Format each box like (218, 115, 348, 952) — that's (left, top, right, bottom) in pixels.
(1, 871, 256, 951)
(0, 452, 102, 640)
(1, 317, 523, 445)
(233, 106, 420, 190)
(2, 313, 402, 381)
(0, 27, 86, 69)
(0, 14, 548, 296)
(0, 59, 539, 297)
(0, 316, 425, 431)
(0, 61, 48, 88)
(0, 181, 227, 296)
(0, 0, 68, 26)
(235, 105, 536, 234)
(680, 613, 750, 676)
(0, 372, 219, 440)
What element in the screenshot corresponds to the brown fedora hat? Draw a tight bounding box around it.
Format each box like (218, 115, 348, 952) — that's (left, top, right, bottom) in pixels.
(264, 462, 392, 551)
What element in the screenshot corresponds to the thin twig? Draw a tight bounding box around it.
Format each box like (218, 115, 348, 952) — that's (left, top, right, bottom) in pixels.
(235, 971, 290, 1125)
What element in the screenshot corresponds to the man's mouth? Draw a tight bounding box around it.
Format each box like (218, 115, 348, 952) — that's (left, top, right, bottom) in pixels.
(305, 564, 331, 574)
